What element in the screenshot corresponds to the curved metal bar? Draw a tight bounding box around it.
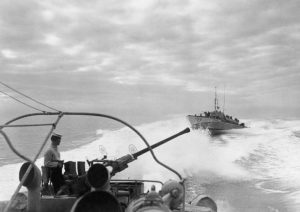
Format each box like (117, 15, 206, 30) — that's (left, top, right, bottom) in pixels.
(2, 111, 186, 211)
(3, 113, 63, 212)
(62, 112, 183, 180)
(1, 111, 183, 180)
(0, 130, 32, 162)
(1, 112, 60, 129)
(32, 114, 64, 162)
(0, 112, 62, 164)
(111, 179, 163, 185)
(0, 123, 54, 128)
(0, 112, 62, 163)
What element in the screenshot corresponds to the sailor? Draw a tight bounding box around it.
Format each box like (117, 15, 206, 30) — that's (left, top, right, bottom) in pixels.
(44, 133, 65, 194)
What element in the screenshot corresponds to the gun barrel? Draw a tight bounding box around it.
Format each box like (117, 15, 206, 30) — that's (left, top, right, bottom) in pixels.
(132, 127, 190, 158)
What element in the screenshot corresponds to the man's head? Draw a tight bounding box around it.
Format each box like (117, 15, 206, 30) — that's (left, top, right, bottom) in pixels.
(51, 133, 62, 146)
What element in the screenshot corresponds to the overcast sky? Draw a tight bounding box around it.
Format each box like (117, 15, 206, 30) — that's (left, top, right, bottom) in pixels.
(1, 0, 300, 122)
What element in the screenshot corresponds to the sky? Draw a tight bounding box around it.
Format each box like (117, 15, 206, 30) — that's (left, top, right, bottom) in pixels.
(1, 0, 300, 123)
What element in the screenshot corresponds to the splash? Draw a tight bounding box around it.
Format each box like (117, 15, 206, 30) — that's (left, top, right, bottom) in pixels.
(0, 116, 300, 211)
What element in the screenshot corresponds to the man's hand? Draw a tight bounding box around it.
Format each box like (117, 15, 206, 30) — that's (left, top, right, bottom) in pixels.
(57, 160, 64, 168)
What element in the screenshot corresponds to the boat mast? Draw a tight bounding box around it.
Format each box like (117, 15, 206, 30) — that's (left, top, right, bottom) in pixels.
(223, 85, 225, 113)
(214, 86, 218, 111)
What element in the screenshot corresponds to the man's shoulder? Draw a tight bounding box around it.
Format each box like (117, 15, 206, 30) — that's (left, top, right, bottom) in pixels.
(44, 147, 55, 155)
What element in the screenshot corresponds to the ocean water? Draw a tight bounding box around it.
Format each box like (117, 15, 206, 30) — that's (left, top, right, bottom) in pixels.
(1, 115, 300, 212)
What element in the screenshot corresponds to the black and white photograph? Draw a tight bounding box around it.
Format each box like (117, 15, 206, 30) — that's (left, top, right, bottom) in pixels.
(1, 0, 300, 211)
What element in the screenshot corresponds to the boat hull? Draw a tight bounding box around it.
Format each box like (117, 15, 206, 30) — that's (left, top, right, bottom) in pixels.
(187, 115, 245, 132)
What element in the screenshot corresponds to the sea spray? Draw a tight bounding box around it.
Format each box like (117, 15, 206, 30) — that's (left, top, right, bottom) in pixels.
(1, 117, 300, 211)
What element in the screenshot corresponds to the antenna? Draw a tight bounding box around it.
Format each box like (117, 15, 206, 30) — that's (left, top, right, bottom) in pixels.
(214, 86, 219, 111)
(223, 85, 225, 113)
(214, 87, 217, 111)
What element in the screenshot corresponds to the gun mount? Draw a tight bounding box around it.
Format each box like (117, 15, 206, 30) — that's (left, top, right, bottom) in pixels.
(87, 127, 190, 175)
(0, 112, 217, 212)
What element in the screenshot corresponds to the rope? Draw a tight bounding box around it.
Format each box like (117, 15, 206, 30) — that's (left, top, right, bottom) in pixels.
(0, 81, 60, 112)
(2, 112, 186, 211)
(0, 90, 45, 112)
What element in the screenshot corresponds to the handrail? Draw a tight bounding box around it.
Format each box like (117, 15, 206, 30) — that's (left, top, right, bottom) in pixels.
(0, 123, 54, 128)
(1, 112, 61, 129)
(2, 113, 63, 212)
(0, 130, 32, 162)
(111, 179, 163, 186)
(1, 111, 185, 212)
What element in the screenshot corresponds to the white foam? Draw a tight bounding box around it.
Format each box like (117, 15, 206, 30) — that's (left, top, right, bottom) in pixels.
(255, 182, 289, 194)
(1, 116, 300, 206)
(0, 159, 43, 201)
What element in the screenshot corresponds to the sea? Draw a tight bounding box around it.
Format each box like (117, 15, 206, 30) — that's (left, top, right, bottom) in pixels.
(1, 114, 300, 212)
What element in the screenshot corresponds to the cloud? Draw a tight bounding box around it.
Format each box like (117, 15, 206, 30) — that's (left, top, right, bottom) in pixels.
(0, 0, 300, 118)
(44, 34, 61, 46)
(63, 44, 85, 56)
(1, 49, 18, 59)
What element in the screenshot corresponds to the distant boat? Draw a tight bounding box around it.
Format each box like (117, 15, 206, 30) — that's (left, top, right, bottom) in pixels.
(0, 81, 218, 212)
(187, 88, 246, 135)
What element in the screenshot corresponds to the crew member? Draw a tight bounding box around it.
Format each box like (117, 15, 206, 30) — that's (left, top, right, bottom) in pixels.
(44, 133, 65, 194)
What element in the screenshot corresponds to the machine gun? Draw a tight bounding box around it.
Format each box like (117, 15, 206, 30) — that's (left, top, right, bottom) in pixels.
(3, 110, 216, 212)
(87, 127, 190, 176)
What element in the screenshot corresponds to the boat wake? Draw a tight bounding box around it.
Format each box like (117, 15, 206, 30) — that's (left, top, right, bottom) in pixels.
(1, 116, 300, 211)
